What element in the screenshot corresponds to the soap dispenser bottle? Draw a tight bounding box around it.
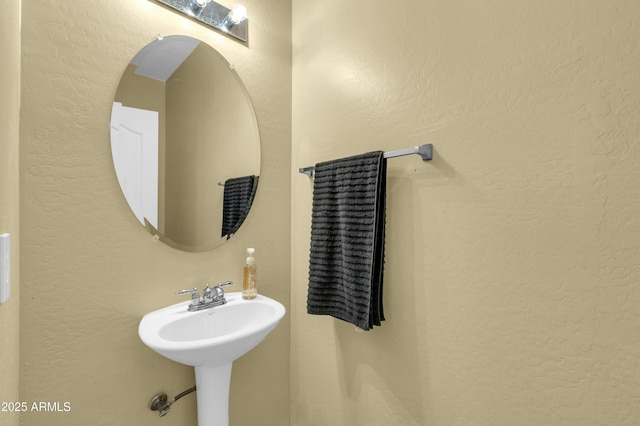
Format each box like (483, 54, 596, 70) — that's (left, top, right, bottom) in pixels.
(242, 248, 257, 300)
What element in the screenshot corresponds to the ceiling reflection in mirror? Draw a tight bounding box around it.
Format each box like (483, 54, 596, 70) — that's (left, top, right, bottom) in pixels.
(110, 35, 260, 252)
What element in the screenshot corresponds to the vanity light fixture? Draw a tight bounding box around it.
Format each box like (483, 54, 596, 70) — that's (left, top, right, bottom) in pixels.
(151, 0, 249, 43)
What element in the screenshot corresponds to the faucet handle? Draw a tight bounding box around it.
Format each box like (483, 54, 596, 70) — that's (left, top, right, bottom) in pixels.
(211, 281, 233, 300)
(176, 287, 199, 296)
(176, 287, 200, 303)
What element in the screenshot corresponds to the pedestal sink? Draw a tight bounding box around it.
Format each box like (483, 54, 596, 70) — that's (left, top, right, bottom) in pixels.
(138, 292, 285, 426)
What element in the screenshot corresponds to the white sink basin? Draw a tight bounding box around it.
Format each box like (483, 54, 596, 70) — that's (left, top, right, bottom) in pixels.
(139, 292, 285, 367)
(138, 292, 285, 426)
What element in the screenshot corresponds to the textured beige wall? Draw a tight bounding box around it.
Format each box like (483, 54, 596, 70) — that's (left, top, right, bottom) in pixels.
(292, 1, 640, 425)
(0, 0, 20, 425)
(20, 1, 290, 425)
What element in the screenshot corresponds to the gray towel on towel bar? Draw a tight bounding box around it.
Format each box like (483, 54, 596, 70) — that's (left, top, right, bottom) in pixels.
(307, 151, 387, 330)
(221, 175, 259, 238)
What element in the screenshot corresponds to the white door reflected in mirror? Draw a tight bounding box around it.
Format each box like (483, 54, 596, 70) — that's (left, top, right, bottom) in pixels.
(110, 102, 159, 229)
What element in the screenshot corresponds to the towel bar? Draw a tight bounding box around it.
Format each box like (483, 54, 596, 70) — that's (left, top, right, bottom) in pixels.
(298, 144, 433, 178)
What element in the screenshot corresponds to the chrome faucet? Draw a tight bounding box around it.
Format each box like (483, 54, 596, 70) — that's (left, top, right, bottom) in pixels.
(176, 281, 233, 311)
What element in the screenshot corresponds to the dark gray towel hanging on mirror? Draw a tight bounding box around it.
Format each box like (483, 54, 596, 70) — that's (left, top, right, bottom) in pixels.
(307, 151, 387, 330)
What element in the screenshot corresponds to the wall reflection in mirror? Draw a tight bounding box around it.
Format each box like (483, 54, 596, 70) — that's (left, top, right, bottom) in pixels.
(110, 35, 260, 252)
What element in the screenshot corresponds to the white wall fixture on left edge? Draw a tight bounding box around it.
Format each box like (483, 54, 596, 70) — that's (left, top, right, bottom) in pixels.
(0, 233, 9, 303)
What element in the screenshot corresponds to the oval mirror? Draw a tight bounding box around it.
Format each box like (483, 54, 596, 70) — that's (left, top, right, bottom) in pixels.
(110, 35, 260, 252)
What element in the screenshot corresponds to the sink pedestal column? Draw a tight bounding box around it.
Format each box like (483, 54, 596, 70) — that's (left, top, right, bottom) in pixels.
(194, 363, 233, 426)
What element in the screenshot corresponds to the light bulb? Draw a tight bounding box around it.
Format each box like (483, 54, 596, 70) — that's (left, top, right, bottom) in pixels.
(187, 0, 210, 16)
(228, 4, 247, 24)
